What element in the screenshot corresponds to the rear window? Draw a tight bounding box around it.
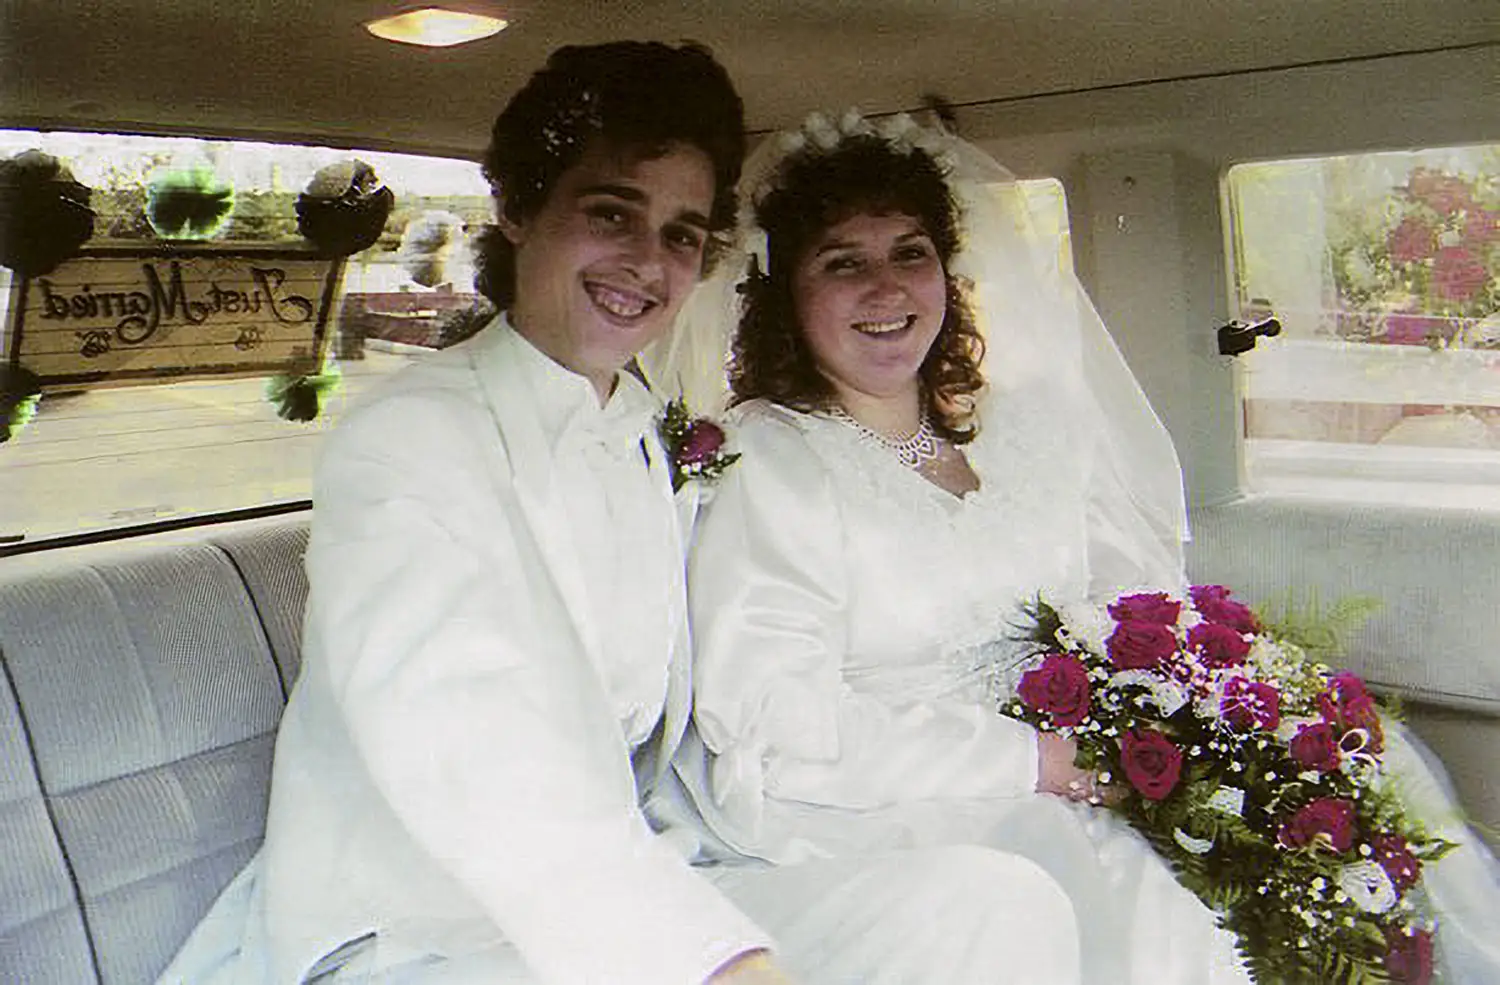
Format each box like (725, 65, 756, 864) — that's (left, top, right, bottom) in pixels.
(1, 133, 1077, 548)
(1225, 143, 1500, 508)
(1, 131, 491, 545)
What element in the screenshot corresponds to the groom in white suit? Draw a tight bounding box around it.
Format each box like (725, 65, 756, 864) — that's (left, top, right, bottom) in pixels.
(160, 41, 1083, 985)
(256, 42, 799, 985)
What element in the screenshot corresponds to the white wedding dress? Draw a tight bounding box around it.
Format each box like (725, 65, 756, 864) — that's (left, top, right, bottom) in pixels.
(684, 392, 1500, 984)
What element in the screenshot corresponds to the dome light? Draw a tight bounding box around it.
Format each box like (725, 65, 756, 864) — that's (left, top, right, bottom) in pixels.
(365, 8, 508, 48)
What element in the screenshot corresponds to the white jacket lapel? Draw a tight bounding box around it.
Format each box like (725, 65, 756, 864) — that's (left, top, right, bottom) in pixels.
(470, 324, 693, 787)
(643, 436, 694, 785)
(469, 329, 604, 672)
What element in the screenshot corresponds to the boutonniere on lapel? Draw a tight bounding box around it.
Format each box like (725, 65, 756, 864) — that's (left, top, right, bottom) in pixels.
(656, 397, 741, 492)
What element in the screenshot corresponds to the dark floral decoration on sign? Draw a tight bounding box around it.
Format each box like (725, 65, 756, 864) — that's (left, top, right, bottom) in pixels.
(0, 150, 95, 277)
(266, 364, 342, 423)
(146, 165, 236, 240)
(0, 365, 42, 444)
(656, 398, 740, 492)
(295, 160, 394, 258)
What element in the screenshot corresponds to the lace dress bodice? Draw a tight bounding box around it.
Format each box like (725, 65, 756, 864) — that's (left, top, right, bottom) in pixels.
(797, 387, 1091, 704)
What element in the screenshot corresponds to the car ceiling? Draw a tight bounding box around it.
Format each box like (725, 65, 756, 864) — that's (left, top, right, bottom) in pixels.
(3, 0, 1497, 157)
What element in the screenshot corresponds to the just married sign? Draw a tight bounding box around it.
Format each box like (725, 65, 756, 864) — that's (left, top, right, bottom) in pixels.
(4, 245, 343, 391)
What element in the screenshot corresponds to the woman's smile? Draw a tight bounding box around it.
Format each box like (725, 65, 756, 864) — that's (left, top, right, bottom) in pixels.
(852, 314, 917, 336)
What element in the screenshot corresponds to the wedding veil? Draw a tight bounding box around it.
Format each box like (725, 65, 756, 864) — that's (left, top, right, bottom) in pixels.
(641, 110, 1189, 592)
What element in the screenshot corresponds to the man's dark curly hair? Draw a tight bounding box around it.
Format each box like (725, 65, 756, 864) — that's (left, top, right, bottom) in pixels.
(729, 134, 986, 443)
(472, 41, 746, 311)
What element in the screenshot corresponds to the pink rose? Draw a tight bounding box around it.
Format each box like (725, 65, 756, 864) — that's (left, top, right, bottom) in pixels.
(1277, 797, 1357, 853)
(1219, 676, 1281, 731)
(1017, 653, 1093, 727)
(1384, 926, 1435, 985)
(1187, 621, 1250, 668)
(1463, 207, 1499, 248)
(1189, 585, 1259, 634)
(1412, 172, 1475, 217)
(1382, 310, 1447, 346)
(676, 420, 726, 466)
(1107, 592, 1182, 625)
(1371, 833, 1423, 893)
(1105, 621, 1177, 670)
(1405, 168, 1444, 199)
(1387, 216, 1435, 264)
(1289, 722, 1341, 772)
(1432, 246, 1488, 303)
(1120, 729, 1183, 801)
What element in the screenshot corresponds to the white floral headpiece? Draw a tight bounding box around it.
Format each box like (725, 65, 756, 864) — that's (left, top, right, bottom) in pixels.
(738, 109, 961, 275)
(745, 108, 958, 210)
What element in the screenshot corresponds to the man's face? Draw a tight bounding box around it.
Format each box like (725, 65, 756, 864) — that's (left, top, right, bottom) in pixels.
(502, 139, 717, 399)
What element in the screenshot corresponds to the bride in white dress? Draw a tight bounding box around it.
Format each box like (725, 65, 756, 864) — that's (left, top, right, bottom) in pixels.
(669, 111, 1500, 984)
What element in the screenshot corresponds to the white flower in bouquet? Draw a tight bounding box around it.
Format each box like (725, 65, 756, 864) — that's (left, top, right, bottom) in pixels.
(1273, 713, 1324, 744)
(1108, 669, 1190, 717)
(1339, 861, 1399, 914)
(1055, 599, 1114, 655)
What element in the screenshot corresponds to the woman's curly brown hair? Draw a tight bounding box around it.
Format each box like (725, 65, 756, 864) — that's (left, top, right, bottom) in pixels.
(729, 134, 986, 442)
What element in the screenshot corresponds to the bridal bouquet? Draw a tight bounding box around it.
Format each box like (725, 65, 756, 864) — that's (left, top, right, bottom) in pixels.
(1001, 585, 1456, 985)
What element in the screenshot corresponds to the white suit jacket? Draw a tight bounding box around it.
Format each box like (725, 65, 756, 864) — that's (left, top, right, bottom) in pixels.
(256, 319, 766, 984)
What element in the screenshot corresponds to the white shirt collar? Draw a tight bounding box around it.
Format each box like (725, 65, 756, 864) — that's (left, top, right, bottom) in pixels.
(497, 314, 660, 454)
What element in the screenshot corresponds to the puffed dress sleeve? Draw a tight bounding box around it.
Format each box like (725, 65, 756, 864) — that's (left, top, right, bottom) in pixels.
(686, 405, 1044, 861)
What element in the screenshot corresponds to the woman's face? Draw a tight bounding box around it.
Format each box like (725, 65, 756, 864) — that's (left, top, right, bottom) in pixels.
(791, 211, 948, 406)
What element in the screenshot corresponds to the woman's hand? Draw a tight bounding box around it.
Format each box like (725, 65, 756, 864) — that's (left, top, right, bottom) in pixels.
(1035, 731, 1115, 805)
(708, 949, 798, 984)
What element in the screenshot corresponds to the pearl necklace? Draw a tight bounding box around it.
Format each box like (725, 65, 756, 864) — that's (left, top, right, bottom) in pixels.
(827, 405, 941, 469)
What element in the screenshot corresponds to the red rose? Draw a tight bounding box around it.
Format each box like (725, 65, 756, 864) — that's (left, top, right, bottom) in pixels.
(1107, 592, 1181, 625)
(1219, 676, 1280, 731)
(1372, 834, 1423, 893)
(1105, 621, 1177, 670)
(1017, 653, 1092, 727)
(1188, 585, 1259, 634)
(1325, 671, 1370, 703)
(1384, 926, 1435, 985)
(1120, 729, 1183, 801)
(1340, 694, 1385, 754)
(1289, 722, 1341, 772)
(1387, 215, 1435, 264)
(1432, 246, 1488, 303)
(1277, 797, 1357, 853)
(1187, 621, 1250, 667)
(677, 420, 726, 466)
(1320, 672, 1385, 754)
